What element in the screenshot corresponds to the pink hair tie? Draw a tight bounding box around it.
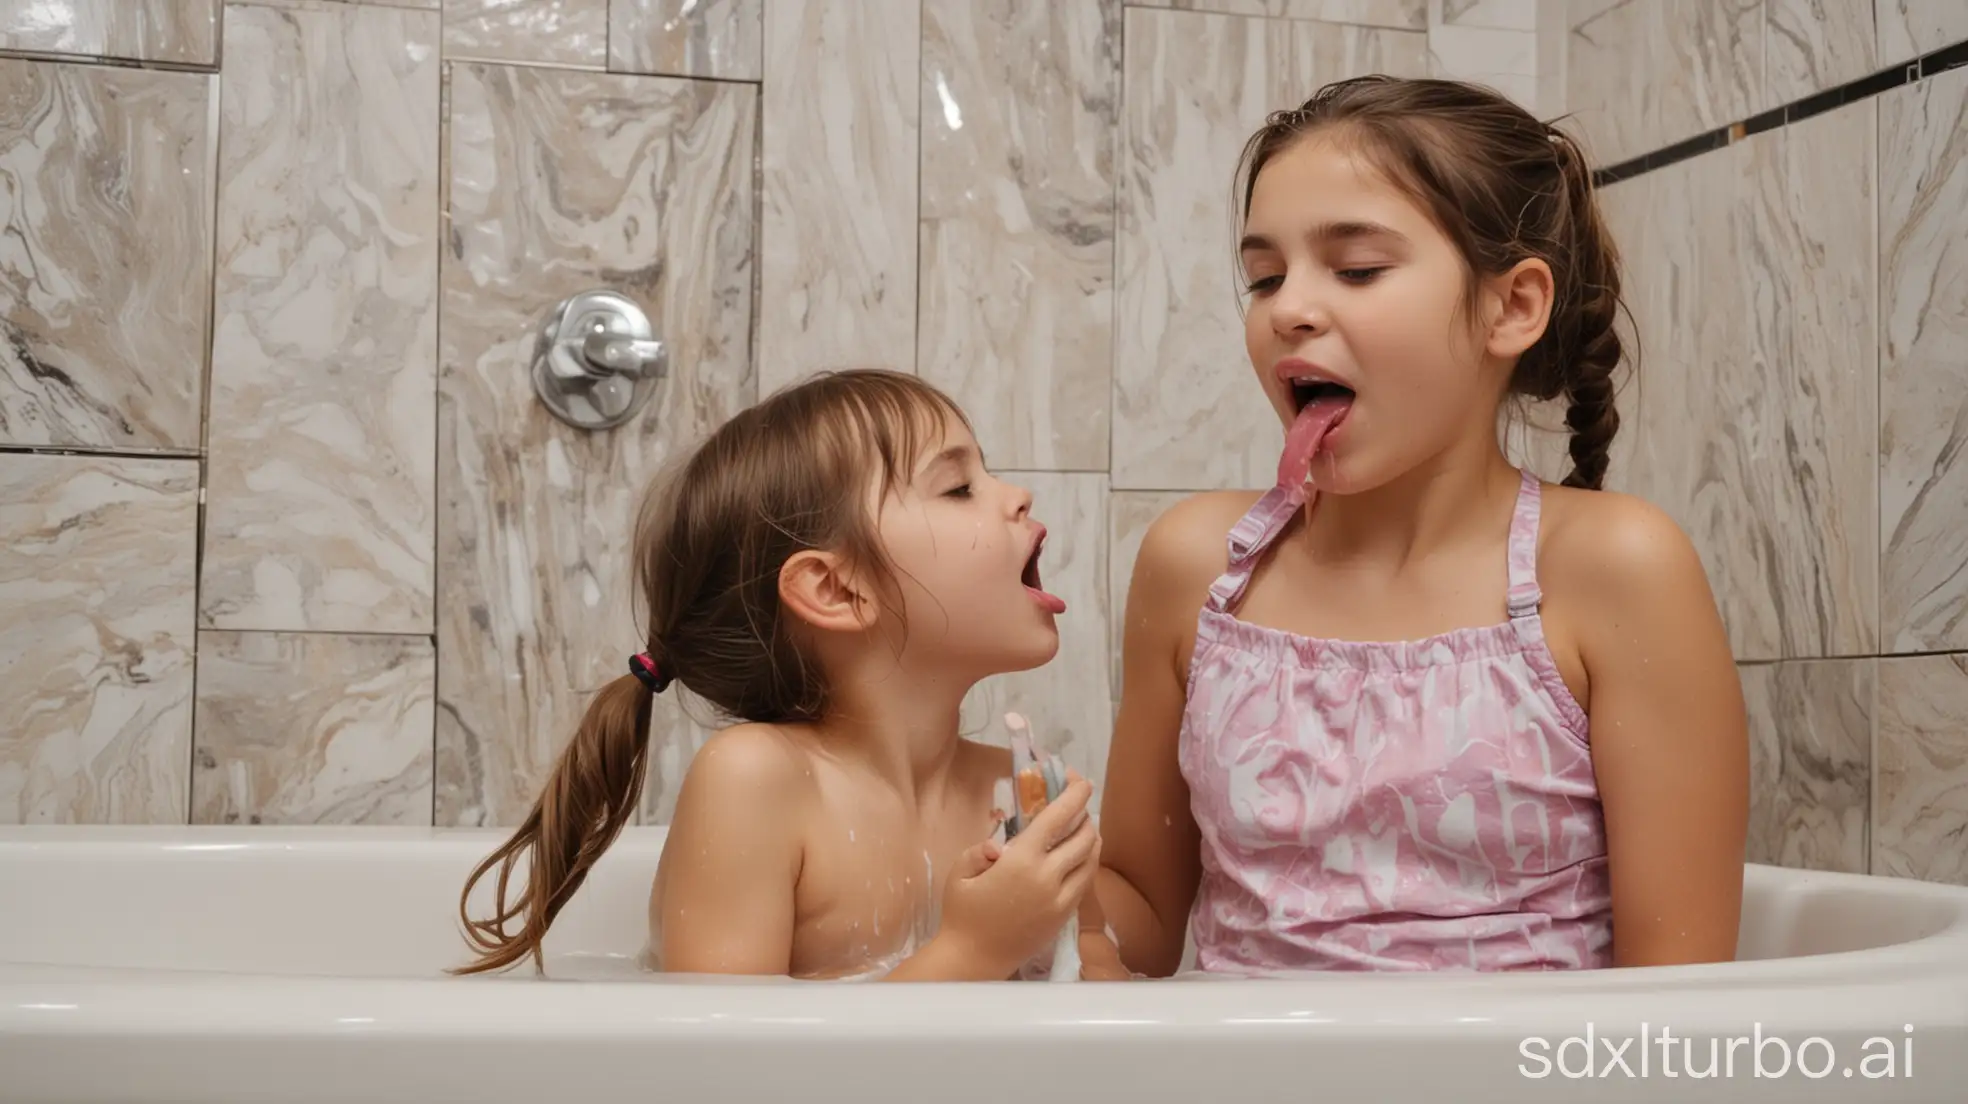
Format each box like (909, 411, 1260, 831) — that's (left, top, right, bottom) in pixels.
(628, 653, 670, 693)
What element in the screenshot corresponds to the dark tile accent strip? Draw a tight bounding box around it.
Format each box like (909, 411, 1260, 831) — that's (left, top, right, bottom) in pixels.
(1590, 35, 1966, 188)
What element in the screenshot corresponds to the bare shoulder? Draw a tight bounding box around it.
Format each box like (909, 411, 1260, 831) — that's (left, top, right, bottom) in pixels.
(1535, 485, 1725, 671)
(1538, 486, 1712, 598)
(1132, 489, 1264, 591)
(675, 723, 818, 811)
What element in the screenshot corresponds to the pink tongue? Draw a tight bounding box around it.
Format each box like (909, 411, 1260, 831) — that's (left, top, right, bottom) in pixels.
(1277, 399, 1348, 495)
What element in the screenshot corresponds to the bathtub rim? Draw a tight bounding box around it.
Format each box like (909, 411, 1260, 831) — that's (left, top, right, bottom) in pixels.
(5, 824, 1968, 1000)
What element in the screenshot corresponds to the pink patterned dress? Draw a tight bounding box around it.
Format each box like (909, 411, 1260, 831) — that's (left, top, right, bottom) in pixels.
(1179, 469, 1613, 972)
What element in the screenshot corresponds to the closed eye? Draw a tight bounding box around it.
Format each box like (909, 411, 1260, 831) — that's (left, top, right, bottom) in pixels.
(1245, 275, 1283, 294)
(1337, 266, 1387, 284)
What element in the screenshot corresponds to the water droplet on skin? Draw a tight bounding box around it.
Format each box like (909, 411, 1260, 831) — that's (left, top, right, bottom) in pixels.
(849, 829, 856, 842)
(1163, 815, 1172, 827)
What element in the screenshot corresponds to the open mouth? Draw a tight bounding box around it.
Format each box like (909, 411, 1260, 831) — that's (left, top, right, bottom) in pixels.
(1021, 528, 1066, 614)
(1291, 379, 1356, 412)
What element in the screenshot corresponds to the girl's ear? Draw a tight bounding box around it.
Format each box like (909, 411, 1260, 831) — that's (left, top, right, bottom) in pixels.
(1482, 256, 1555, 359)
(778, 550, 878, 634)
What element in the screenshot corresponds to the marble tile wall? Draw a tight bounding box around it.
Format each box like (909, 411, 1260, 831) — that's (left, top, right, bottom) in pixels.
(1, 455, 200, 823)
(6, 0, 1965, 898)
(1879, 64, 1968, 654)
(192, 630, 435, 825)
(1567, 0, 1766, 166)
(0, 0, 221, 67)
(917, 0, 1118, 472)
(199, 1, 441, 638)
(1574, 13, 1968, 886)
(436, 61, 756, 827)
(610, 0, 761, 81)
(0, 57, 216, 451)
(756, 0, 920, 394)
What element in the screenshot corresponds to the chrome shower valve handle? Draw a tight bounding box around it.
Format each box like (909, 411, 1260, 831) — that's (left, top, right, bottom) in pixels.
(530, 289, 667, 429)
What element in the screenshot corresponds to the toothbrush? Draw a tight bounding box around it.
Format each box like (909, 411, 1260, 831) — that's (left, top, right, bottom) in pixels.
(1003, 712, 1081, 983)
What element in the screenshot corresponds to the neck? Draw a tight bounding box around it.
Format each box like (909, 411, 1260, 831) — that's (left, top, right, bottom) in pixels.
(1300, 420, 1521, 569)
(815, 656, 975, 804)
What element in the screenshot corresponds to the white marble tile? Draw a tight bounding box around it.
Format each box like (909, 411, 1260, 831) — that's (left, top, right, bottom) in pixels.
(1766, 0, 1879, 104)
(1627, 104, 1876, 662)
(1876, 0, 1968, 68)
(758, 0, 919, 394)
(0, 58, 214, 451)
(1741, 102, 1877, 659)
(1879, 66, 1968, 653)
(0, 0, 219, 65)
(1112, 6, 1427, 491)
(1596, 161, 1693, 504)
(918, 0, 1118, 472)
(1106, 490, 1188, 696)
(0, 454, 198, 824)
(443, 0, 606, 68)
(1566, 0, 1760, 166)
(192, 631, 435, 826)
(1439, 0, 1534, 29)
(1740, 660, 1871, 875)
(200, 2, 440, 638)
(259, 0, 442, 8)
(437, 63, 756, 828)
(961, 473, 1111, 805)
(1426, 17, 1538, 112)
(1566, 0, 1622, 27)
(1874, 653, 1968, 886)
(609, 0, 760, 80)
(1135, 0, 1427, 30)
(1533, 0, 1564, 117)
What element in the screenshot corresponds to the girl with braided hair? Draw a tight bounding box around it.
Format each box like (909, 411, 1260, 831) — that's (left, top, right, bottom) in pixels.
(1097, 76, 1748, 976)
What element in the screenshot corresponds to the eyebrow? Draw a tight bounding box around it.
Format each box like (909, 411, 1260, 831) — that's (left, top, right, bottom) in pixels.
(919, 443, 982, 479)
(1240, 220, 1410, 252)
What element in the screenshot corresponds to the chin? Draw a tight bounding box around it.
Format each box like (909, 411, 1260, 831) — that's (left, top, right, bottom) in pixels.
(1007, 627, 1061, 673)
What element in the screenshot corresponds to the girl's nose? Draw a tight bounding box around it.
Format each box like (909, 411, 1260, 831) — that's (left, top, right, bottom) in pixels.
(1006, 480, 1033, 519)
(1271, 272, 1330, 336)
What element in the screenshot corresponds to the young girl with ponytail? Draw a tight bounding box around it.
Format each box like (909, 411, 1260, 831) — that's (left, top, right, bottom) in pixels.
(454, 369, 1124, 982)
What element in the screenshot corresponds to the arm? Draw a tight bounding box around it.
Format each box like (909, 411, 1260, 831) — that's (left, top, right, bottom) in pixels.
(1096, 496, 1236, 977)
(652, 726, 806, 975)
(1563, 495, 1749, 966)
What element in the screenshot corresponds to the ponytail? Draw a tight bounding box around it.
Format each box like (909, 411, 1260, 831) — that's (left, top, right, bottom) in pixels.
(452, 672, 654, 974)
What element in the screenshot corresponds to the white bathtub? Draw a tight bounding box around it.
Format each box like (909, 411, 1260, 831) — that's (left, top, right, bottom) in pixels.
(2, 827, 1966, 1103)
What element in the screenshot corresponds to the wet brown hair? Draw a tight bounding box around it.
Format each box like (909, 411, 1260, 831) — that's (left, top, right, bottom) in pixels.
(1234, 75, 1630, 489)
(452, 368, 971, 975)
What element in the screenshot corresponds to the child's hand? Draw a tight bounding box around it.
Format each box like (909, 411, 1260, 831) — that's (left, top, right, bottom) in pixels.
(938, 775, 1099, 978)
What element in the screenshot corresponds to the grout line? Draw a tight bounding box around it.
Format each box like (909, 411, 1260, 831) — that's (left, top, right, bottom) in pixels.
(1115, 0, 1424, 35)
(1735, 647, 1968, 666)
(1872, 86, 1883, 661)
(1592, 35, 1968, 188)
(185, 18, 229, 828)
(0, 443, 203, 459)
(0, 46, 218, 73)
(1867, 653, 1878, 876)
(911, 0, 925, 377)
(430, 58, 450, 832)
(1107, 0, 1123, 479)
